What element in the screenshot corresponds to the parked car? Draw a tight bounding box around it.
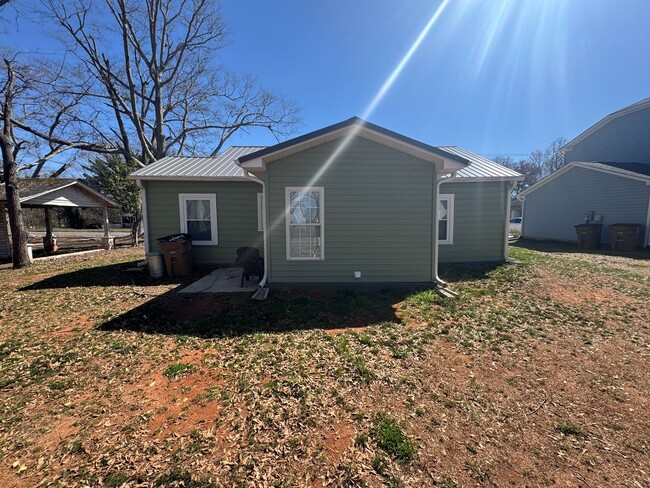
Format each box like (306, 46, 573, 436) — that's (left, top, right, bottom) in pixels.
(509, 217, 522, 233)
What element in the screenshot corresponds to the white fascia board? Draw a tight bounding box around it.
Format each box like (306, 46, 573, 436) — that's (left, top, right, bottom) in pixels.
(581, 162, 650, 183)
(561, 97, 650, 153)
(239, 157, 266, 172)
(519, 162, 650, 198)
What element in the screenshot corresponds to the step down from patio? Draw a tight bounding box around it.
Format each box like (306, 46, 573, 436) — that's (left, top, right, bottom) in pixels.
(436, 287, 458, 299)
(251, 287, 269, 301)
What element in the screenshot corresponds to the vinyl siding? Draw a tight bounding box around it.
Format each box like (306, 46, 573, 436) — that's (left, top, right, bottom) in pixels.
(522, 166, 649, 243)
(266, 138, 436, 284)
(439, 181, 508, 263)
(144, 180, 263, 265)
(566, 106, 650, 164)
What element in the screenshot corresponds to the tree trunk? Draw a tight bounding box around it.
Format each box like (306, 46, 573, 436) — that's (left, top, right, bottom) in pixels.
(0, 60, 30, 268)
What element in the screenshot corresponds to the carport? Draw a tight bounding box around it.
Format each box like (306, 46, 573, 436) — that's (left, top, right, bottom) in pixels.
(0, 178, 119, 259)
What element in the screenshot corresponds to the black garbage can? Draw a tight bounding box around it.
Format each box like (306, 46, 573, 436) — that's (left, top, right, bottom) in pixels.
(157, 233, 193, 277)
(574, 224, 603, 250)
(608, 224, 641, 252)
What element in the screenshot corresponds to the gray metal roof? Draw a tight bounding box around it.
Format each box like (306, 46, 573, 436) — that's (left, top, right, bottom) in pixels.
(130, 144, 520, 181)
(130, 146, 266, 180)
(437, 146, 522, 180)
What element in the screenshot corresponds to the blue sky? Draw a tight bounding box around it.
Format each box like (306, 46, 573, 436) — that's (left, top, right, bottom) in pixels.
(5, 0, 650, 159)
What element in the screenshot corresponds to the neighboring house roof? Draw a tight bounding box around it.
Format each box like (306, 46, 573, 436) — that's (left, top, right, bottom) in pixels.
(519, 161, 650, 198)
(129, 146, 266, 180)
(237, 117, 470, 171)
(437, 146, 523, 180)
(560, 97, 650, 153)
(0, 178, 118, 207)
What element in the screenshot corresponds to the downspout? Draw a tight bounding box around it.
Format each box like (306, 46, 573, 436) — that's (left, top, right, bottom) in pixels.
(243, 170, 268, 288)
(433, 173, 456, 287)
(503, 180, 518, 263)
(135, 179, 150, 254)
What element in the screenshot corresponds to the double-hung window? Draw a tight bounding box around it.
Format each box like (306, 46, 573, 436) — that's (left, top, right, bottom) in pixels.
(438, 194, 454, 245)
(179, 193, 218, 245)
(286, 187, 324, 260)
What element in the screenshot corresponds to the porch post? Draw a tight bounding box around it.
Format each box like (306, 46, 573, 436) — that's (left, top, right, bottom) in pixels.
(100, 206, 114, 250)
(43, 207, 58, 253)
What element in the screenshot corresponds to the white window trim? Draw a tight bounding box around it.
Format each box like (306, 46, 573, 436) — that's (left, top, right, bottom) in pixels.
(438, 194, 454, 245)
(257, 193, 264, 232)
(178, 193, 218, 245)
(285, 186, 325, 261)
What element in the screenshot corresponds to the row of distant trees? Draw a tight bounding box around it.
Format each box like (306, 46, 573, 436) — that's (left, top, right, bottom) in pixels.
(0, 0, 301, 267)
(494, 137, 568, 195)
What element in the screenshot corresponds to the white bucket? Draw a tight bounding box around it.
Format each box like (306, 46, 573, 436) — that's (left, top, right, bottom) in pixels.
(146, 252, 164, 278)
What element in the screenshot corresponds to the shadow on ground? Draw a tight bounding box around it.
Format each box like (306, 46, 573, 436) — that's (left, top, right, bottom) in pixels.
(513, 238, 650, 260)
(439, 262, 500, 283)
(21, 260, 207, 290)
(99, 287, 408, 338)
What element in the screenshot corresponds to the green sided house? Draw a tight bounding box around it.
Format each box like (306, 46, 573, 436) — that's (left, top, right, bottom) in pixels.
(130, 117, 522, 288)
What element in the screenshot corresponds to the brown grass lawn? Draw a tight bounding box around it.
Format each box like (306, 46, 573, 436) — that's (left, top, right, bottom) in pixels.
(0, 243, 648, 487)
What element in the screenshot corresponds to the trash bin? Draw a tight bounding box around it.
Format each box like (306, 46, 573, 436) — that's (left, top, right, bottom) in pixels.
(157, 233, 193, 277)
(146, 252, 165, 278)
(574, 223, 603, 250)
(608, 224, 641, 252)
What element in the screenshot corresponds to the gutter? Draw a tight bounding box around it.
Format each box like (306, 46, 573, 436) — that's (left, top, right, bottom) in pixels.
(243, 170, 268, 289)
(135, 180, 150, 253)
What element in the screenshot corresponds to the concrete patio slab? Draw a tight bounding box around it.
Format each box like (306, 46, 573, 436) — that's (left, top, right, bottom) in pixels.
(179, 267, 259, 293)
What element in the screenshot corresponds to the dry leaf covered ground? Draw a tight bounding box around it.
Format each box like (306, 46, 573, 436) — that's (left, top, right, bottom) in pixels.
(0, 242, 648, 487)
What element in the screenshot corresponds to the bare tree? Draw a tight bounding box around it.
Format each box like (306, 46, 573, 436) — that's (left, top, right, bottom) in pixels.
(542, 136, 567, 175)
(0, 55, 124, 179)
(0, 59, 30, 268)
(494, 155, 543, 195)
(41, 0, 301, 167)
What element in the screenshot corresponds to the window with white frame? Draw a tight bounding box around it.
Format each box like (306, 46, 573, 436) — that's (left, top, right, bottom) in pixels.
(286, 187, 324, 260)
(438, 194, 454, 244)
(179, 193, 218, 245)
(257, 193, 264, 231)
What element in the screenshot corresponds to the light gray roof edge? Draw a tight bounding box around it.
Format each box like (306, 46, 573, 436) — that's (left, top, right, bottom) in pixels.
(129, 146, 266, 179)
(437, 146, 523, 179)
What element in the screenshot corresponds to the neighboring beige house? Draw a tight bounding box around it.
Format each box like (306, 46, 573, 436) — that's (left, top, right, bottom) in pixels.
(0, 179, 118, 260)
